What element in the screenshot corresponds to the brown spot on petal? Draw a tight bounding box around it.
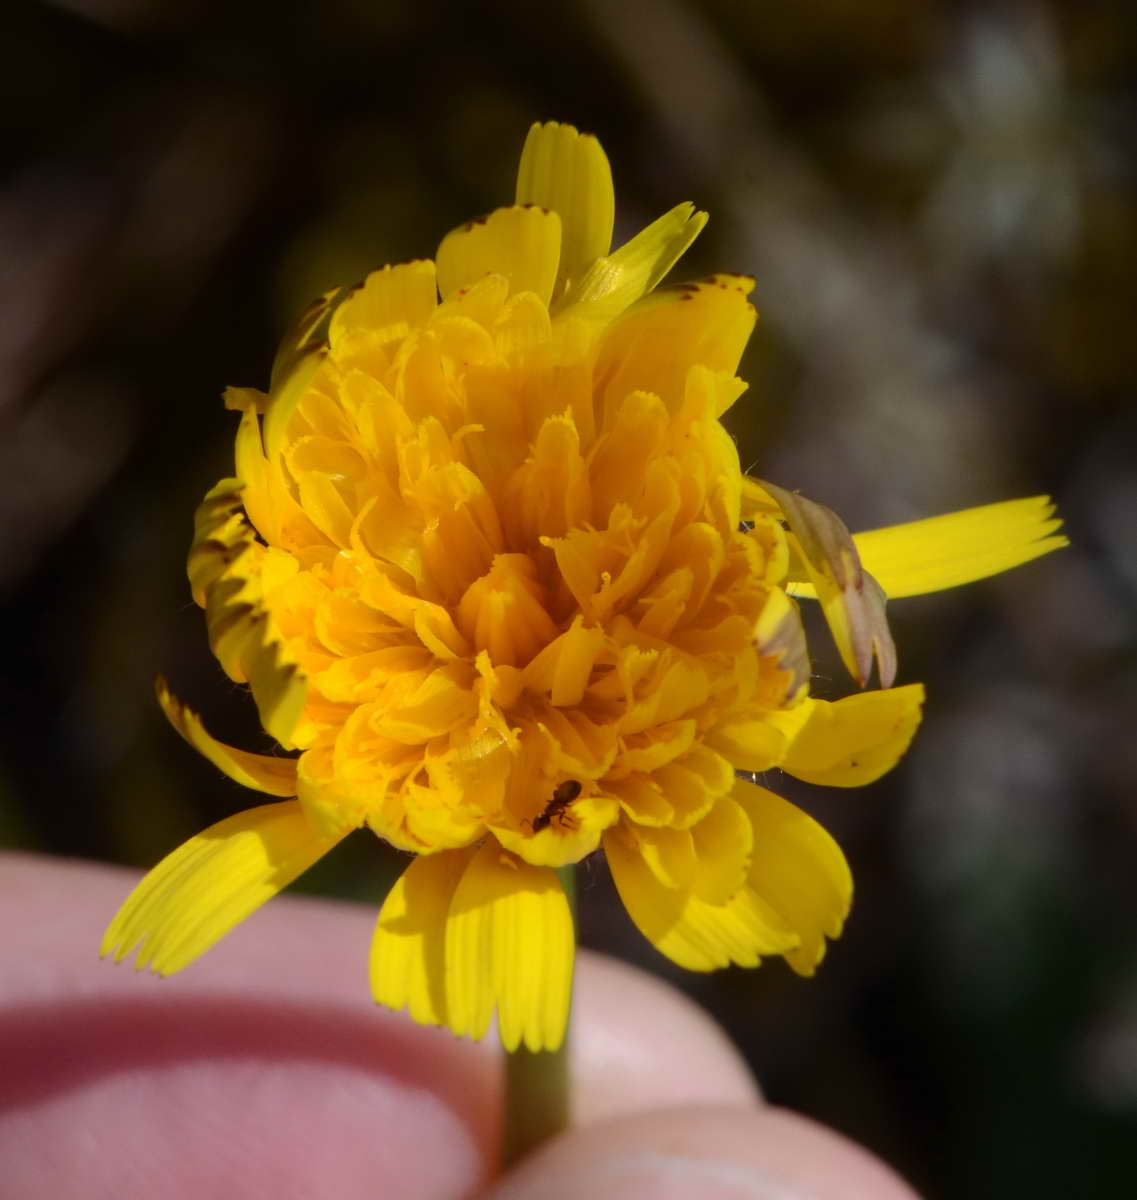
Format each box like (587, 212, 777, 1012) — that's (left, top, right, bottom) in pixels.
(757, 601, 811, 702)
(270, 287, 343, 393)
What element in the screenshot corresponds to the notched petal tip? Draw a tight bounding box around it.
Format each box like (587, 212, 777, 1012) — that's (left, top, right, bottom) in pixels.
(516, 120, 615, 297)
(372, 850, 471, 1032)
(436, 205, 562, 308)
(374, 844, 573, 1052)
(444, 844, 573, 1052)
(734, 780, 853, 976)
(851, 494, 1070, 599)
(101, 800, 342, 977)
(605, 824, 799, 974)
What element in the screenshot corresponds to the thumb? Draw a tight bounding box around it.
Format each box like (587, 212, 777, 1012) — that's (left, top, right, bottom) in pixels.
(483, 1105, 921, 1200)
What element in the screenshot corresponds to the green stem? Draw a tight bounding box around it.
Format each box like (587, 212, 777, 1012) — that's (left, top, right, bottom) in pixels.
(502, 864, 576, 1168)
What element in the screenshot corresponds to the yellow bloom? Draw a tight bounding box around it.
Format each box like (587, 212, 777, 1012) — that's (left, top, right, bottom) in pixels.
(103, 122, 1067, 1051)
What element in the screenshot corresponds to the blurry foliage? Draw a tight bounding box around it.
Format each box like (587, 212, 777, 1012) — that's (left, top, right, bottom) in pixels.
(2, 0, 1136, 1195)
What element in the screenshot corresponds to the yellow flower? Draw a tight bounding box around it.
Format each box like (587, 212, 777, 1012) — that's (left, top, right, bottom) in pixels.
(102, 122, 1067, 1051)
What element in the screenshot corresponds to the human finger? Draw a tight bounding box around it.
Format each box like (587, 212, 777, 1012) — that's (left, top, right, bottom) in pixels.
(0, 852, 759, 1197)
(485, 1106, 921, 1200)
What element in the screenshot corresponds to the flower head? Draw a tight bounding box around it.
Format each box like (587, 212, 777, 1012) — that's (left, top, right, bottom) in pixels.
(103, 122, 1067, 1051)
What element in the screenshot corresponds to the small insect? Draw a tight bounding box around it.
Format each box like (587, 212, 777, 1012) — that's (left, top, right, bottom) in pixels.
(532, 779, 582, 833)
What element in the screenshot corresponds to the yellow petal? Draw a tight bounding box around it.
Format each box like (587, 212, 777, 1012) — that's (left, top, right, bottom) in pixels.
(264, 325, 333, 464)
(562, 202, 708, 324)
(593, 275, 757, 424)
(589, 390, 670, 522)
(187, 481, 308, 748)
(491, 287, 555, 363)
(375, 662, 479, 743)
(444, 842, 574, 1052)
(521, 616, 605, 707)
(689, 794, 754, 904)
(786, 496, 1068, 601)
(456, 553, 559, 668)
(235, 408, 281, 546)
(436, 205, 562, 308)
(628, 823, 697, 891)
(851, 496, 1068, 598)
(778, 684, 925, 787)
(492, 790, 615, 869)
(101, 800, 343, 975)
(619, 718, 697, 773)
(268, 285, 348, 397)
(515, 121, 614, 298)
(329, 260, 438, 351)
(156, 677, 298, 797)
(753, 587, 809, 703)
(234, 405, 329, 554)
(655, 745, 736, 828)
(627, 794, 753, 905)
(371, 848, 472, 1030)
(606, 773, 674, 827)
(224, 385, 267, 414)
(605, 826, 798, 972)
(704, 706, 791, 773)
(734, 779, 853, 975)
(501, 412, 592, 549)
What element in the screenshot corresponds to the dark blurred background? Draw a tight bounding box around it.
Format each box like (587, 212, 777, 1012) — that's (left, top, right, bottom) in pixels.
(2, 0, 1135, 1194)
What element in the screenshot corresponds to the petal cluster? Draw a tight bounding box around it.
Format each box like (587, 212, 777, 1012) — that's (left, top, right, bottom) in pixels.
(103, 122, 1067, 1051)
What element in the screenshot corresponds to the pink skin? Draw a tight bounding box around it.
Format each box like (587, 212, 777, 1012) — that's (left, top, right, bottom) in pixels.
(0, 853, 919, 1199)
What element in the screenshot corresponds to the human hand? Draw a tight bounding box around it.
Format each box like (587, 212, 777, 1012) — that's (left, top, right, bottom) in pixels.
(0, 853, 918, 1198)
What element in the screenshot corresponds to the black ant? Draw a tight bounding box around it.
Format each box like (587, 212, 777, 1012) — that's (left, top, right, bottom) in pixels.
(532, 779, 582, 833)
